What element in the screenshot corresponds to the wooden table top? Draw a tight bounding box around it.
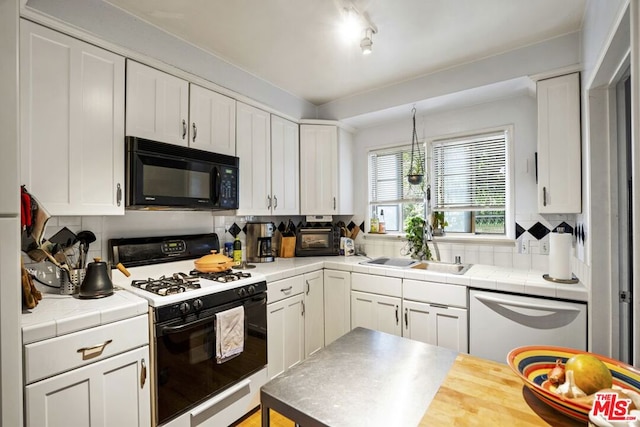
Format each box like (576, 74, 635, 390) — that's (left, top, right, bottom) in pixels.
(420, 353, 584, 426)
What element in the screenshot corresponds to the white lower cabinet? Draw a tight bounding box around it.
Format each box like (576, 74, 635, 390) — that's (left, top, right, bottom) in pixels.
(267, 276, 305, 380)
(351, 291, 402, 336)
(25, 346, 150, 427)
(303, 271, 324, 358)
(402, 279, 468, 353)
(350, 273, 402, 337)
(403, 300, 468, 353)
(23, 315, 151, 427)
(323, 269, 351, 345)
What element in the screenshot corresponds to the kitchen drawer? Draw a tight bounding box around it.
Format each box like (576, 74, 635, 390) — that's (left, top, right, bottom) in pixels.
(24, 314, 149, 384)
(403, 279, 467, 308)
(268, 275, 304, 304)
(351, 273, 401, 298)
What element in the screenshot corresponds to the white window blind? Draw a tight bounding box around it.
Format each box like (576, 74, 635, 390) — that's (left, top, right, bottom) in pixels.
(369, 144, 425, 204)
(432, 131, 506, 211)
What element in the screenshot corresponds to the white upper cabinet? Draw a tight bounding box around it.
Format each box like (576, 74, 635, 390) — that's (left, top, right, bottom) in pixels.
(125, 60, 189, 146)
(537, 72, 581, 213)
(21, 20, 125, 215)
(189, 84, 236, 155)
(299, 124, 353, 215)
(236, 102, 271, 215)
(270, 115, 299, 215)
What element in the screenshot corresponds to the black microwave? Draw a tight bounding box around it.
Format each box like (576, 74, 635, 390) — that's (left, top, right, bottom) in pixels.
(126, 136, 239, 210)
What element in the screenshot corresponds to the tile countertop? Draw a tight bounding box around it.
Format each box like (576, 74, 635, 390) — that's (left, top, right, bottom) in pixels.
(21, 287, 148, 345)
(246, 256, 588, 302)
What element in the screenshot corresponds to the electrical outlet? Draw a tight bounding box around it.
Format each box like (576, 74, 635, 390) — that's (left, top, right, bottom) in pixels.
(520, 239, 529, 254)
(540, 240, 549, 255)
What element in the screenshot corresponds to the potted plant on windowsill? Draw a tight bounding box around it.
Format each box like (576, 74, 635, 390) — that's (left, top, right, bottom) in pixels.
(403, 216, 432, 260)
(431, 211, 448, 236)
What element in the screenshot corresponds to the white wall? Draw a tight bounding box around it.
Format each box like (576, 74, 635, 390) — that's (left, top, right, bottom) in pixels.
(579, 0, 632, 357)
(0, 0, 23, 424)
(353, 95, 578, 271)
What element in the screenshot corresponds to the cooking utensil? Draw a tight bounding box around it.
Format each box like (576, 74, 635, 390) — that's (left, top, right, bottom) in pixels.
(193, 250, 236, 273)
(115, 263, 131, 277)
(49, 227, 78, 250)
(76, 230, 96, 269)
(79, 257, 114, 299)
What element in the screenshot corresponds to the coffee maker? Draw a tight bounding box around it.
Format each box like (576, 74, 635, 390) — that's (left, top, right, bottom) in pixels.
(246, 222, 274, 263)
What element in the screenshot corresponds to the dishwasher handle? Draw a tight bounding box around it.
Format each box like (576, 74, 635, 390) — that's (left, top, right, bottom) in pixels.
(473, 294, 581, 313)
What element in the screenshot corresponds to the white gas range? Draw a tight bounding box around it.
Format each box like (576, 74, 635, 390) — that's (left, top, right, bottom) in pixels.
(109, 233, 268, 427)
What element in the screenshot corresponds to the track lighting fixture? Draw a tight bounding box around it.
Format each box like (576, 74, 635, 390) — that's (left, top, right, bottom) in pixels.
(340, 2, 377, 55)
(360, 27, 373, 55)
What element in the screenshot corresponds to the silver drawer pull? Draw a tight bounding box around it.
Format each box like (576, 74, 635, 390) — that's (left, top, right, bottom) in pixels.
(280, 286, 293, 293)
(77, 339, 113, 360)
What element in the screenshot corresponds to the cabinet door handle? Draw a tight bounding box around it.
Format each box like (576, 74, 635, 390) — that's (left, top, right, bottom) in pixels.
(140, 358, 147, 389)
(395, 305, 399, 325)
(77, 339, 113, 360)
(273, 195, 278, 209)
(267, 195, 272, 209)
(280, 286, 292, 293)
(182, 119, 187, 139)
(301, 300, 305, 317)
(192, 122, 197, 142)
(404, 308, 408, 328)
(543, 186, 547, 206)
(333, 197, 336, 210)
(116, 183, 122, 207)
(305, 280, 310, 295)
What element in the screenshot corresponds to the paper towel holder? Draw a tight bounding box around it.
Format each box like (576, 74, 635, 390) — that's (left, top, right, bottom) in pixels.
(542, 273, 579, 284)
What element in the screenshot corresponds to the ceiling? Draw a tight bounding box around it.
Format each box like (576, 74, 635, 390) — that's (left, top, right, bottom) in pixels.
(105, 0, 586, 107)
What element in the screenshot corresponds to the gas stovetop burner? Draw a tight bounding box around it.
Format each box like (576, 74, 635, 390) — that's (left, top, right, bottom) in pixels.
(131, 273, 201, 296)
(189, 269, 252, 283)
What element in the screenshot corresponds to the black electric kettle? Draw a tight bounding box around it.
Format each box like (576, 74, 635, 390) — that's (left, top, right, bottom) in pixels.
(79, 257, 114, 299)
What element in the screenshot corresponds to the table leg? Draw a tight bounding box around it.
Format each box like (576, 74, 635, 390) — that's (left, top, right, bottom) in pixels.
(261, 404, 270, 427)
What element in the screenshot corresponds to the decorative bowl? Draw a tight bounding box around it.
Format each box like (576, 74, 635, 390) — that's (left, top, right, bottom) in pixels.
(507, 345, 640, 422)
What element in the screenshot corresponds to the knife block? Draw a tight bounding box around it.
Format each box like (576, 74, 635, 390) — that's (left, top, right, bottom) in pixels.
(280, 236, 296, 258)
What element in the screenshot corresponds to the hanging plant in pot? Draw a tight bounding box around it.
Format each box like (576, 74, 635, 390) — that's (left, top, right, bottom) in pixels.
(403, 216, 432, 260)
(407, 107, 424, 186)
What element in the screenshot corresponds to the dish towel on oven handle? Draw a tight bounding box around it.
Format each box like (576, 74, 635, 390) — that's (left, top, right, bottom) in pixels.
(215, 305, 245, 364)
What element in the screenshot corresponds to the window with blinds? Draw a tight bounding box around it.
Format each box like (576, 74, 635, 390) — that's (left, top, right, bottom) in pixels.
(368, 144, 425, 232)
(431, 130, 508, 234)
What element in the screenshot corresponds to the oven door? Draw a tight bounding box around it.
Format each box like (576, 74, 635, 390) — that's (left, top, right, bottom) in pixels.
(154, 294, 267, 425)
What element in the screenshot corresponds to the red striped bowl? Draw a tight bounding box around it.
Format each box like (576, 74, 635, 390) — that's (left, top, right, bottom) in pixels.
(507, 346, 640, 422)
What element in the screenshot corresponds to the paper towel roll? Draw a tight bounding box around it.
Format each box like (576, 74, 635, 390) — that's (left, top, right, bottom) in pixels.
(549, 231, 572, 280)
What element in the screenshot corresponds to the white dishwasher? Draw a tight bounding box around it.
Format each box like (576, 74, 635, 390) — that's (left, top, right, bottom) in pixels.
(469, 289, 587, 363)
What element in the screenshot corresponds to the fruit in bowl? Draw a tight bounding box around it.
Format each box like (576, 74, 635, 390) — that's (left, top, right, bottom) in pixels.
(507, 346, 640, 422)
(564, 353, 613, 395)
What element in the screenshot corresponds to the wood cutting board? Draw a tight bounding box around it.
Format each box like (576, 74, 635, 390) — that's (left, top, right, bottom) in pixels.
(420, 353, 583, 426)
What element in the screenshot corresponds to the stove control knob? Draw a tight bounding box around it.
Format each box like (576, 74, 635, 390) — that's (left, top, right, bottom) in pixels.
(193, 299, 203, 311)
(238, 287, 248, 297)
(179, 302, 191, 315)
(248, 285, 256, 295)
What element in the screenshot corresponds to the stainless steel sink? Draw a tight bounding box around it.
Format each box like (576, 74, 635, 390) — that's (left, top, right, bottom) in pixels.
(359, 257, 420, 268)
(409, 261, 472, 275)
(359, 257, 471, 275)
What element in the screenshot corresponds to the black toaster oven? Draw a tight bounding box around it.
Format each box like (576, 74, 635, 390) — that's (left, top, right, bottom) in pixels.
(295, 226, 340, 256)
